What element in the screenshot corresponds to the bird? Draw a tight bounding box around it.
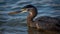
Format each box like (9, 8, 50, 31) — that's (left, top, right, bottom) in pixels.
(8, 5, 60, 31)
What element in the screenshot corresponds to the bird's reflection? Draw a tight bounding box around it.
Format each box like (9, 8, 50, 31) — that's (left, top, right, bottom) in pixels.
(28, 27, 60, 34)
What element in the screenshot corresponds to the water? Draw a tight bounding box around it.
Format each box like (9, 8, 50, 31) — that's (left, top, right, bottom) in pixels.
(0, 0, 60, 34)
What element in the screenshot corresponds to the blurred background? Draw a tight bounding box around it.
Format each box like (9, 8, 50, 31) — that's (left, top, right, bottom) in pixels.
(0, 0, 60, 34)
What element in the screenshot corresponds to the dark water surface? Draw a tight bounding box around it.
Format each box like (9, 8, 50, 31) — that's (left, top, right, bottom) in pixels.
(0, 0, 60, 34)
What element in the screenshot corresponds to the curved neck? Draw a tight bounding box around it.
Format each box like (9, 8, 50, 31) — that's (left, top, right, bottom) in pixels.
(27, 8, 37, 23)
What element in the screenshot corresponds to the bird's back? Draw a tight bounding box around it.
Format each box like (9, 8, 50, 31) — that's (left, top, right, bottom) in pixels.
(35, 16, 60, 31)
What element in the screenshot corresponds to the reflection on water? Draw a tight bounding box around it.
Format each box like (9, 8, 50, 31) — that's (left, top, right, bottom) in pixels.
(28, 27, 60, 34)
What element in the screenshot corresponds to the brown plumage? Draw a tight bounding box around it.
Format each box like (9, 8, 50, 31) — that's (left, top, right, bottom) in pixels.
(8, 5, 60, 31)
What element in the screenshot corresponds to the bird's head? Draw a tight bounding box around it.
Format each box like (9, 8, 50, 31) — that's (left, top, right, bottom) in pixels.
(21, 5, 36, 13)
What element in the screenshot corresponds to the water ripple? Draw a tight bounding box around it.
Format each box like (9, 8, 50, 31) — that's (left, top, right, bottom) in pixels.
(0, 0, 60, 34)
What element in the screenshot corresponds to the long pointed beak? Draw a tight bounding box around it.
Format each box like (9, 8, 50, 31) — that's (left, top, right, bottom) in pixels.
(8, 11, 22, 15)
(8, 9, 27, 15)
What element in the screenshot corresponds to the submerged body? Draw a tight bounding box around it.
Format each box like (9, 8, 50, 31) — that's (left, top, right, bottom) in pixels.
(8, 5, 60, 31)
(28, 16, 60, 31)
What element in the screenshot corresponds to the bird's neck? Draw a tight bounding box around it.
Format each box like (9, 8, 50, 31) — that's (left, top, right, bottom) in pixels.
(27, 8, 37, 23)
